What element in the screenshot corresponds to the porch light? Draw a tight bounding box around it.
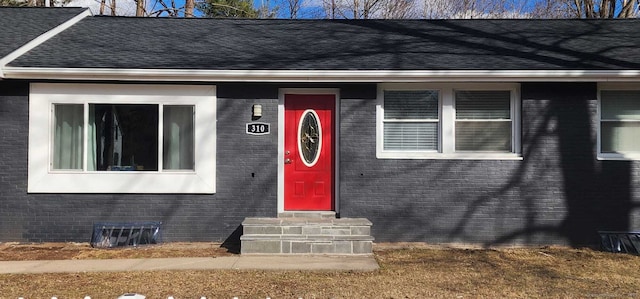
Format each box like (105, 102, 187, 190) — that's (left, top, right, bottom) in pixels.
(252, 104, 262, 118)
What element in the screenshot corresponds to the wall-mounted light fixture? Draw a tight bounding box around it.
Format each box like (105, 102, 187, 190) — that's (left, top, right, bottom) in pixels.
(252, 104, 262, 119)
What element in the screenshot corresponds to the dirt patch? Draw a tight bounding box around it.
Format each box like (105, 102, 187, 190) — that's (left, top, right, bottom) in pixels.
(0, 242, 233, 260)
(0, 243, 640, 298)
(2, 243, 640, 298)
(0, 241, 454, 261)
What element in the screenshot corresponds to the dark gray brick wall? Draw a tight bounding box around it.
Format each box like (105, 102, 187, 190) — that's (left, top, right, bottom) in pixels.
(0, 81, 30, 241)
(339, 82, 640, 247)
(3, 80, 640, 246)
(0, 82, 277, 243)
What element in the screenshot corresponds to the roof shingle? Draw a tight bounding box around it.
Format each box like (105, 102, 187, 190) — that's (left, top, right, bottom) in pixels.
(9, 16, 640, 70)
(0, 7, 88, 59)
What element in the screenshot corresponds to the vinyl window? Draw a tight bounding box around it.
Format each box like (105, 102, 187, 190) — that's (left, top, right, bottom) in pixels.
(52, 104, 194, 171)
(377, 83, 521, 160)
(455, 91, 512, 152)
(599, 86, 640, 160)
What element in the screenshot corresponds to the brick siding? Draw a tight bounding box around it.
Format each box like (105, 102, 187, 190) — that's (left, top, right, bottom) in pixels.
(1, 81, 639, 246)
(0, 82, 277, 243)
(339, 82, 640, 247)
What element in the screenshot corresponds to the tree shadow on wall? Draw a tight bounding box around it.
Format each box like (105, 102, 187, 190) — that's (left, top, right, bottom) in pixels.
(334, 20, 638, 247)
(489, 83, 633, 247)
(553, 84, 631, 246)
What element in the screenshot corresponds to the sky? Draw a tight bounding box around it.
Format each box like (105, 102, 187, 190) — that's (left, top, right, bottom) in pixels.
(67, 0, 326, 17)
(64, 0, 632, 19)
(67, 0, 288, 17)
(68, 0, 139, 16)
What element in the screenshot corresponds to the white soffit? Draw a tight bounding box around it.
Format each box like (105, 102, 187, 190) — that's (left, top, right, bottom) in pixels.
(3, 68, 640, 82)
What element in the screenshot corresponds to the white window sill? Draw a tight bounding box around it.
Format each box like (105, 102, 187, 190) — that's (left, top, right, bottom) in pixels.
(597, 153, 640, 161)
(377, 152, 523, 160)
(28, 171, 214, 194)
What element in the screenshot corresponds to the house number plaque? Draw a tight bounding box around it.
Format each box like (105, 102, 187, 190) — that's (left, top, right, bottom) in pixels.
(246, 122, 270, 135)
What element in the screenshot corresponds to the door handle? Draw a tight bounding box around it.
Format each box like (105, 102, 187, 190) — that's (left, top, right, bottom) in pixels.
(284, 158, 292, 164)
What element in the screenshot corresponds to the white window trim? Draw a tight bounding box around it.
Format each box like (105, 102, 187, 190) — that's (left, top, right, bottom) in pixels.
(597, 83, 640, 161)
(28, 83, 217, 193)
(376, 83, 522, 160)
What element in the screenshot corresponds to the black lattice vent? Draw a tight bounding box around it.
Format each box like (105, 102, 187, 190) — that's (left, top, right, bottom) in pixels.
(91, 222, 162, 248)
(599, 231, 640, 255)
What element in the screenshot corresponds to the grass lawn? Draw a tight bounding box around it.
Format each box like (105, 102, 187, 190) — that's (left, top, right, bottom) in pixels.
(1, 243, 639, 298)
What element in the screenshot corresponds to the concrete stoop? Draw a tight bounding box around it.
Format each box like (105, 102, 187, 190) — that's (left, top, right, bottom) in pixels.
(240, 216, 374, 255)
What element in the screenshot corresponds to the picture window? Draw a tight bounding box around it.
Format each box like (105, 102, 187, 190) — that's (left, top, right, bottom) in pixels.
(29, 84, 215, 193)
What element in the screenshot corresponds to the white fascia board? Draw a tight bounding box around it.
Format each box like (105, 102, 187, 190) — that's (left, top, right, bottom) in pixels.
(4, 68, 640, 82)
(0, 9, 92, 78)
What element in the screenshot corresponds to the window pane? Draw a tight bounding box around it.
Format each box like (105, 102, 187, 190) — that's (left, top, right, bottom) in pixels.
(53, 104, 83, 170)
(91, 104, 158, 171)
(163, 105, 195, 170)
(601, 122, 640, 153)
(456, 121, 511, 152)
(384, 122, 438, 151)
(601, 91, 640, 120)
(384, 90, 438, 120)
(87, 105, 97, 171)
(456, 91, 510, 119)
(455, 90, 512, 152)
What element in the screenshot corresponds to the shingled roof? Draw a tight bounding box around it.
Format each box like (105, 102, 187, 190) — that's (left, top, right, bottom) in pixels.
(7, 16, 640, 71)
(0, 7, 88, 59)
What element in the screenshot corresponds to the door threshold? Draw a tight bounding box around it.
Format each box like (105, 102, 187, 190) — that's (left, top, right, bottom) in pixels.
(278, 211, 336, 219)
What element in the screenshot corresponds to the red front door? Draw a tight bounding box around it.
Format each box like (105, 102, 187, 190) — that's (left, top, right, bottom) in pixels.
(284, 94, 335, 211)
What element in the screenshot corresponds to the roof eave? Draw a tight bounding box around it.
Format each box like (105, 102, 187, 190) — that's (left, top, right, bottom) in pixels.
(3, 68, 640, 82)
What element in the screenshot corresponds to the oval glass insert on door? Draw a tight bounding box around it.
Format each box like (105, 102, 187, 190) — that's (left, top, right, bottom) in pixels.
(298, 109, 322, 167)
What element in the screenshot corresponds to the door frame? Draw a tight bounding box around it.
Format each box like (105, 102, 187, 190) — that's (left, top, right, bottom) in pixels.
(278, 88, 340, 214)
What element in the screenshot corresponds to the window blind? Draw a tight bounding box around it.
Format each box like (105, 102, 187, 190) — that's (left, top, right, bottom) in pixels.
(455, 91, 510, 119)
(384, 122, 438, 150)
(455, 90, 511, 152)
(384, 90, 438, 119)
(383, 90, 439, 151)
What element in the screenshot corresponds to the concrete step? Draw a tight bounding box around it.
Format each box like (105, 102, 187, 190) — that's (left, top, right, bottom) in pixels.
(240, 217, 374, 255)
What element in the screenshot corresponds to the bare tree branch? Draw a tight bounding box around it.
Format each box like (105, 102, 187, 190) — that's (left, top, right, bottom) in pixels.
(185, 0, 195, 16)
(135, 0, 144, 16)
